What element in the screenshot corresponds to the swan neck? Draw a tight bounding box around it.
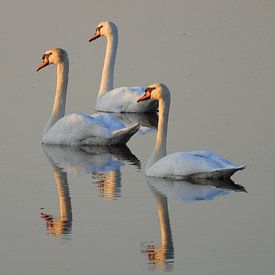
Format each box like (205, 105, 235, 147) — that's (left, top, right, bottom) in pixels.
(146, 96, 170, 170)
(44, 61, 69, 133)
(98, 31, 118, 96)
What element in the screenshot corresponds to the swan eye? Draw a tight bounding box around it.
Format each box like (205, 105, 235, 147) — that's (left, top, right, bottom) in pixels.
(145, 87, 156, 93)
(42, 53, 52, 60)
(96, 25, 103, 33)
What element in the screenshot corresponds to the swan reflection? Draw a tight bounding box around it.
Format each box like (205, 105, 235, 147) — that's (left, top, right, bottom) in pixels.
(41, 144, 140, 238)
(43, 144, 140, 199)
(40, 155, 72, 239)
(147, 177, 246, 202)
(141, 177, 246, 271)
(141, 184, 174, 272)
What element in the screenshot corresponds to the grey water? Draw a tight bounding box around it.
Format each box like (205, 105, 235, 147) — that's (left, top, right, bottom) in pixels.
(0, 1, 275, 274)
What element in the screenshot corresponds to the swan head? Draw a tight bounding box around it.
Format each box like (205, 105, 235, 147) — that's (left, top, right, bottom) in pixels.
(137, 83, 170, 103)
(89, 21, 118, 42)
(36, 48, 68, 71)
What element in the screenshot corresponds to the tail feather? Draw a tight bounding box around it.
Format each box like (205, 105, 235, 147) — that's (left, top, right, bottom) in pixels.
(80, 124, 140, 146)
(110, 124, 140, 145)
(210, 166, 246, 178)
(187, 165, 246, 179)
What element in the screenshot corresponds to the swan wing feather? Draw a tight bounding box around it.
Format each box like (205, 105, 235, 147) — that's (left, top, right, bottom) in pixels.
(43, 113, 114, 145)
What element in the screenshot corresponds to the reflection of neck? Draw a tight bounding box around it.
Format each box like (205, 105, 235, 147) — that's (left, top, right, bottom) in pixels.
(98, 170, 121, 199)
(156, 194, 174, 257)
(54, 168, 72, 222)
(44, 61, 69, 134)
(98, 30, 118, 97)
(146, 95, 170, 170)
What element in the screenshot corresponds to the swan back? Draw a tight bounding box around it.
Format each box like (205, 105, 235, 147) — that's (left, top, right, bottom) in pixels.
(43, 113, 112, 145)
(146, 151, 245, 179)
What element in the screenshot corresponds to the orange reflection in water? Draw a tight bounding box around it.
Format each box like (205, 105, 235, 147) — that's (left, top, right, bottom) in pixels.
(141, 187, 174, 272)
(41, 167, 72, 238)
(92, 170, 122, 199)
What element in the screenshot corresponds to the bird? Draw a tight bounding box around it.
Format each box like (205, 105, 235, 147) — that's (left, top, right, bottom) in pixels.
(137, 83, 245, 179)
(89, 21, 158, 113)
(36, 48, 140, 146)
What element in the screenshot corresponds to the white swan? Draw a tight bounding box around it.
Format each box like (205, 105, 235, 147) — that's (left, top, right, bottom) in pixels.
(36, 48, 140, 145)
(137, 83, 245, 179)
(89, 21, 158, 113)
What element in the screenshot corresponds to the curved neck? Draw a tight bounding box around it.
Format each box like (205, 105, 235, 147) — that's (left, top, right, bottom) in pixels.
(98, 30, 118, 97)
(146, 95, 170, 170)
(44, 60, 69, 134)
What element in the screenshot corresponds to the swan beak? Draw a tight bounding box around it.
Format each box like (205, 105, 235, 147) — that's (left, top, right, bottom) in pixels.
(137, 87, 155, 102)
(89, 33, 100, 42)
(137, 93, 151, 103)
(36, 60, 49, 72)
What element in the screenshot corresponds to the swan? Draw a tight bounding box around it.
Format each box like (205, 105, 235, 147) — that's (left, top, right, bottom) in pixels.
(137, 83, 246, 179)
(36, 48, 140, 145)
(89, 21, 158, 113)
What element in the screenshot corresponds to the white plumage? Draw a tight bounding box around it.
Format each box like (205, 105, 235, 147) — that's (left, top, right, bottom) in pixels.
(146, 150, 245, 179)
(95, 86, 157, 113)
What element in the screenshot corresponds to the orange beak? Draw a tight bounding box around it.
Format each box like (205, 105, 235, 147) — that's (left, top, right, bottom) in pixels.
(137, 87, 156, 102)
(137, 92, 151, 103)
(36, 59, 49, 72)
(89, 33, 100, 42)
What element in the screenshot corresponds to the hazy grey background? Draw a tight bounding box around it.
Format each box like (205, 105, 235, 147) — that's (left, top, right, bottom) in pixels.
(0, 0, 275, 274)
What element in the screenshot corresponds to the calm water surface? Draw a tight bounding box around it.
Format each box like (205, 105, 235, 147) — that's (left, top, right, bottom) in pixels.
(0, 1, 275, 274)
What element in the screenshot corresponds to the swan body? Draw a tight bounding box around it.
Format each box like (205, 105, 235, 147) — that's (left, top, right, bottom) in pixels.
(95, 86, 158, 113)
(137, 83, 245, 179)
(36, 48, 139, 146)
(43, 112, 139, 146)
(146, 150, 244, 179)
(89, 21, 158, 113)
